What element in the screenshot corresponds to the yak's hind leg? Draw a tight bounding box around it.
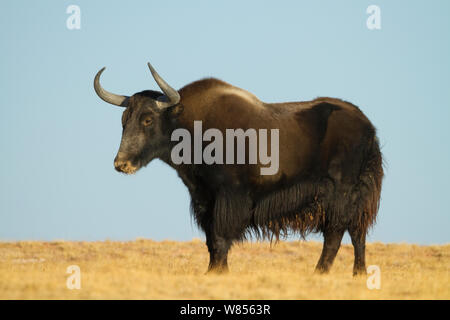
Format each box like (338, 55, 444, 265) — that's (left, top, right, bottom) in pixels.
(315, 228, 345, 274)
(348, 226, 367, 276)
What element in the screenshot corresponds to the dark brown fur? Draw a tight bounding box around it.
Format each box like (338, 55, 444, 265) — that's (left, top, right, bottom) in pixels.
(111, 77, 384, 276)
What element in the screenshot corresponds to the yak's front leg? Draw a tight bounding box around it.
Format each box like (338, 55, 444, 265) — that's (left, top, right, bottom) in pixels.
(188, 188, 231, 273)
(205, 229, 232, 273)
(202, 190, 252, 274)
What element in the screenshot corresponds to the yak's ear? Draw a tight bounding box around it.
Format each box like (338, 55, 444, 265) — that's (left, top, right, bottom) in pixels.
(169, 104, 184, 118)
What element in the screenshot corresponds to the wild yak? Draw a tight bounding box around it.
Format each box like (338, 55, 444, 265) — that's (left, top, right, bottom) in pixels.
(94, 62, 383, 275)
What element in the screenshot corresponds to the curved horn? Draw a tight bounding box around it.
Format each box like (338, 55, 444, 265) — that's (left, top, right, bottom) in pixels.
(94, 67, 129, 107)
(147, 62, 180, 109)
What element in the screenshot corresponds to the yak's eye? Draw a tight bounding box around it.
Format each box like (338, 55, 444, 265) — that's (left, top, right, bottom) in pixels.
(142, 116, 153, 126)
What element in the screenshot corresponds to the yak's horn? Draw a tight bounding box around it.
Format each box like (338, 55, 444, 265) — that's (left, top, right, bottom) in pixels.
(147, 62, 180, 109)
(94, 67, 129, 107)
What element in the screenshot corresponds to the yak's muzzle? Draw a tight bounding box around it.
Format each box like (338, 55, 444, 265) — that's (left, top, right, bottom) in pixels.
(114, 153, 138, 174)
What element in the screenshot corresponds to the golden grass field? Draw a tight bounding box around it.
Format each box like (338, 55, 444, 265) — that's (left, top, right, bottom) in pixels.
(0, 239, 448, 299)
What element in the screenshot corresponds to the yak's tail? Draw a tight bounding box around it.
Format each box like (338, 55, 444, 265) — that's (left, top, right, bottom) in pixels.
(350, 132, 384, 235)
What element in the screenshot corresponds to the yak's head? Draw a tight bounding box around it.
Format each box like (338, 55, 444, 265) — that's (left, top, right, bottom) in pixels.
(94, 63, 183, 174)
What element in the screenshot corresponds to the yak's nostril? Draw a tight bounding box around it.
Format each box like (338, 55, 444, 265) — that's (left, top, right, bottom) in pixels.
(114, 160, 127, 171)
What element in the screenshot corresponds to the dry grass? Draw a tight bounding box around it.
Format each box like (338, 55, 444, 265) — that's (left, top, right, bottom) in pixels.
(0, 239, 448, 299)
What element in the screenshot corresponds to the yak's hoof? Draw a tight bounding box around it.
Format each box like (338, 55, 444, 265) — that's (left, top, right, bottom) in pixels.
(206, 265, 229, 275)
(352, 269, 367, 277)
(314, 266, 330, 275)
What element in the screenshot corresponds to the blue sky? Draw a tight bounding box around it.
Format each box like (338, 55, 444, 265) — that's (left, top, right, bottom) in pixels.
(0, 1, 449, 244)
